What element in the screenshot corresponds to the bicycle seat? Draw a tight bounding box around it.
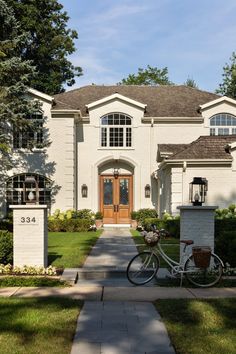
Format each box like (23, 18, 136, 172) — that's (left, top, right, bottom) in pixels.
(180, 240, 194, 245)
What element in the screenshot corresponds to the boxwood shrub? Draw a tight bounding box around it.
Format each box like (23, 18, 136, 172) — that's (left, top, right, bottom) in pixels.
(215, 231, 236, 267)
(48, 218, 91, 232)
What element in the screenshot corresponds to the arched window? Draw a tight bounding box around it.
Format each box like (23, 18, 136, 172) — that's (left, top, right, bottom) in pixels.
(6, 173, 51, 208)
(100, 113, 132, 147)
(210, 113, 236, 135)
(13, 112, 44, 149)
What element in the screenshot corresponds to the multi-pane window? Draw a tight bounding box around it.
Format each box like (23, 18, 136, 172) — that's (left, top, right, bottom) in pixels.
(210, 113, 236, 135)
(6, 173, 51, 209)
(100, 113, 132, 147)
(13, 112, 44, 149)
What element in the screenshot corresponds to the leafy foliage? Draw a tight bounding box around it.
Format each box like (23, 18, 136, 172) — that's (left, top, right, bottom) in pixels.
(184, 77, 198, 88)
(118, 65, 172, 86)
(135, 208, 158, 224)
(0, 0, 46, 177)
(216, 52, 236, 99)
(0, 231, 13, 264)
(6, 0, 82, 94)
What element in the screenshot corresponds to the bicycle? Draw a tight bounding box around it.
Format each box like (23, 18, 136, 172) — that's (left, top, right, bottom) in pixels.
(126, 226, 224, 287)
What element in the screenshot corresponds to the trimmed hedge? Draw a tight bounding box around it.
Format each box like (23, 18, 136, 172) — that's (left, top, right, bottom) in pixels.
(0, 231, 13, 265)
(48, 218, 91, 232)
(143, 218, 180, 238)
(215, 231, 236, 267)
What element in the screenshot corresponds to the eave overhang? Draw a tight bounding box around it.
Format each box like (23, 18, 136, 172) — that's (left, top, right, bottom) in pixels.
(158, 158, 232, 169)
(28, 88, 54, 103)
(142, 116, 204, 124)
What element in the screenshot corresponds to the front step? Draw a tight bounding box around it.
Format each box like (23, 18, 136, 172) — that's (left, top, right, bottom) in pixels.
(77, 269, 127, 280)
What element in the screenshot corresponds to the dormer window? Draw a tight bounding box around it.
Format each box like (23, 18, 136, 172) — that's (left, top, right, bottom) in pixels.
(100, 113, 132, 148)
(210, 113, 236, 135)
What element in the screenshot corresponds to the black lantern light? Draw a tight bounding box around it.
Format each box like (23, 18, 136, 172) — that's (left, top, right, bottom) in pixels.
(81, 184, 88, 198)
(23, 176, 38, 204)
(113, 168, 119, 179)
(189, 177, 208, 206)
(145, 184, 151, 198)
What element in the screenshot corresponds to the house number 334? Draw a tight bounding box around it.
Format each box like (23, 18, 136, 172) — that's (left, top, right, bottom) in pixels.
(20, 217, 36, 223)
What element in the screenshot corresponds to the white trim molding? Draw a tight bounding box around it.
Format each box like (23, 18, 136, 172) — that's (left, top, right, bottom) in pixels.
(200, 96, 236, 111)
(86, 93, 147, 111)
(28, 88, 54, 103)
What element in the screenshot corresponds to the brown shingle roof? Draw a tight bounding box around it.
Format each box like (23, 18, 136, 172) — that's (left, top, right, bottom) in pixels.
(52, 85, 219, 117)
(163, 136, 236, 160)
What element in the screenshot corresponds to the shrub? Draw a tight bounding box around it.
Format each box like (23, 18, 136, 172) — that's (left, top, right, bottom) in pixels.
(136, 209, 158, 225)
(95, 211, 103, 220)
(215, 231, 236, 267)
(130, 211, 138, 220)
(48, 219, 91, 232)
(0, 231, 13, 265)
(0, 219, 13, 232)
(143, 218, 180, 238)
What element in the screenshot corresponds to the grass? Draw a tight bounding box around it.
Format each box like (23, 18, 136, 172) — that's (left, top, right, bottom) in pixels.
(0, 297, 82, 354)
(48, 230, 102, 268)
(130, 229, 179, 267)
(0, 276, 68, 287)
(155, 298, 236, 354)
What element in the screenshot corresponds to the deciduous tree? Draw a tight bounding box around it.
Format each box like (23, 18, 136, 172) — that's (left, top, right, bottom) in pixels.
(6, 0, 82, 94)
(216, 52, 236, 99)
(118, 65, 172, 86)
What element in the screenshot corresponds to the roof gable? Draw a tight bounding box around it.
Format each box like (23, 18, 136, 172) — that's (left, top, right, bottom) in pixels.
(85, 93, 146, 111)
(200, 96, 236, 111)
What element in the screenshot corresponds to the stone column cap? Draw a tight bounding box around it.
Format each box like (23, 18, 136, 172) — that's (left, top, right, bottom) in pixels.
(9, 205, 48, 209)
(177, 205, 218, 210)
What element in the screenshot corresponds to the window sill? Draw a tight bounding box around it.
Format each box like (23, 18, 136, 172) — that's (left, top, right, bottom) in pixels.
(13, 148, 46, 154)
(98, 147, 135, 150)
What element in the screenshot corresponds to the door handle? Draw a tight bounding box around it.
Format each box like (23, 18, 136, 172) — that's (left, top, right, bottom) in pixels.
(113, 205, 119, 212)
(114, 205, 116, 212)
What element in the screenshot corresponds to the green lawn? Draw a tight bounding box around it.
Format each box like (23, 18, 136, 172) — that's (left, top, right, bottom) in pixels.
(48, 230, 102, 268)
(0, 297, 82, 354)
(155, 298, 236, 354)
(130, 229, 179, 267)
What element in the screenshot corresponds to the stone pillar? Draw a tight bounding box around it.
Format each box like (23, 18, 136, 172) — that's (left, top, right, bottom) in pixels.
(177, 206, 218, 258)
(10, 205, 48, 267)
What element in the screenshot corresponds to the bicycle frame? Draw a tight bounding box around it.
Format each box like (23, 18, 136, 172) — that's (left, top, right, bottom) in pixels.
(154, 241, 186, 276)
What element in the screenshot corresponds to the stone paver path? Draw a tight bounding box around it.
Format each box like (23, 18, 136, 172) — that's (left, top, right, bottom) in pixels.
(71, 301, 175, 354)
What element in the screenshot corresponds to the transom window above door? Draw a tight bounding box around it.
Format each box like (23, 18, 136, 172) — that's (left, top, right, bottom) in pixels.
(210, 113, 236, 135)
(100, 113, 132, 148)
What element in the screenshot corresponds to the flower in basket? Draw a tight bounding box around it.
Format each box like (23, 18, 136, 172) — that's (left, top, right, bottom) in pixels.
(144, 231, 160, 246)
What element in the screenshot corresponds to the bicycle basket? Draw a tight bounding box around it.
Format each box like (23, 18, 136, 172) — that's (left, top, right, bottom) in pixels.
(192, 246, 212, 268)
(144, 231, 160, 247)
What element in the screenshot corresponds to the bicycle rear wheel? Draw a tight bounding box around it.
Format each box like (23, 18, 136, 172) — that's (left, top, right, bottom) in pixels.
(184, 253, 223, 287)
(126, 251, 160, 285)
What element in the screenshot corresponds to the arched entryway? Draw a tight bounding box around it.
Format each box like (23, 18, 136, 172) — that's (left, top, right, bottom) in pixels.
(98, 159, 134, 224)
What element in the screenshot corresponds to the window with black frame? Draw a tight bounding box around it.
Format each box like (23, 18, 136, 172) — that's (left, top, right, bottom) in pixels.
(6, 173, 51, 210)
(13, 112, 44, 149)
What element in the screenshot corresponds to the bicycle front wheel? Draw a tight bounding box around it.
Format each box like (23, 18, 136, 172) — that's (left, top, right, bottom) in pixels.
(184, 253, 223, 287)
(126, 251, 160, 285)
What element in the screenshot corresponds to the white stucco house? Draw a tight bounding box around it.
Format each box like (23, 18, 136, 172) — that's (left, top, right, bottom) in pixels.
(2, 85, 236, 224)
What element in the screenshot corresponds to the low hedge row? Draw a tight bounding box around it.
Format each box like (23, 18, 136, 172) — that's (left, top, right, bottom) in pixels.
(0, 231, 13, 265)
(143, 218, 180, 238)
(215, 231, 236, 267)
(48, 218, 92, 232)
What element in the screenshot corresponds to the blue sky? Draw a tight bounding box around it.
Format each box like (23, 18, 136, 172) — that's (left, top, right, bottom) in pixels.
(60, 0, 236, 92)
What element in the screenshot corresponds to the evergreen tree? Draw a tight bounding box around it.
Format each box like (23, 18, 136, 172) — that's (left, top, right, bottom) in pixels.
(216, 52, 236, 99)
(118, 65, 172, 86)
(6, 0, 82, 95)
(0, 0, 42, 176)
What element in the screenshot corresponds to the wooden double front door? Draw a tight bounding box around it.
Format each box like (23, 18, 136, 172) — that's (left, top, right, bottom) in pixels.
(100, 175, 133, 224)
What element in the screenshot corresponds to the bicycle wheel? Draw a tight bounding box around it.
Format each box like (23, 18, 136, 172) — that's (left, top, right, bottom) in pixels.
(126, 251, 160, 285)
(184, 253, 223, 287)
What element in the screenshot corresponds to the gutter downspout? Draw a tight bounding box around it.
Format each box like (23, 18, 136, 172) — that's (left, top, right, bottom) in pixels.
(74, 110, 82, 210)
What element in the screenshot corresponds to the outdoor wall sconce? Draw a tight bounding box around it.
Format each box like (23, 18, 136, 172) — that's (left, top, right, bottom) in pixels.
(113, 168, 119, 179)
(145, 184, 151, 198)
(81, 184, 88, 198)
(23, 176, 38, 204)
(189, 177, 208, 206)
